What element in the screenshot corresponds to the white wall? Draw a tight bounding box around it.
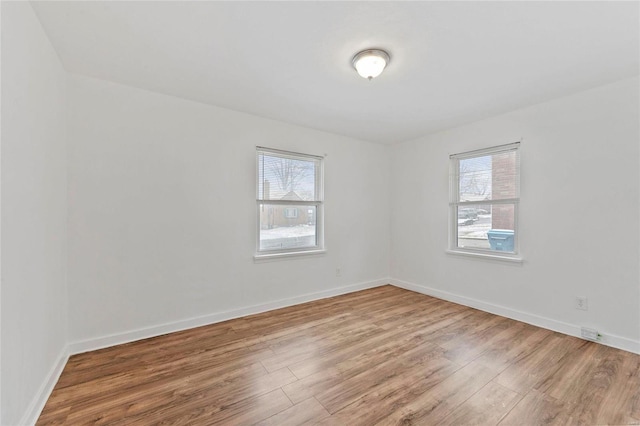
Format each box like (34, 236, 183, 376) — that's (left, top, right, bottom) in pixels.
(1, 2, 68, 425)
(391, 77, 640, 352)
(66, 74, 390, 345)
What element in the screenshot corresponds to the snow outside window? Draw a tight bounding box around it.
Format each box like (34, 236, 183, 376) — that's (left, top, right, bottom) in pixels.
(449, 142, 521, 259)
(256, 147, 324, 256)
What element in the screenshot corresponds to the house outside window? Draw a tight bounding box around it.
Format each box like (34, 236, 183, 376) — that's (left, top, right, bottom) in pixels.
(256, 147, 324, 256)
(449, 142, 521, 260)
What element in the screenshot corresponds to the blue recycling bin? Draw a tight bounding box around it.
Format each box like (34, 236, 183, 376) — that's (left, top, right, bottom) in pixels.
(487, 229, 514, 251)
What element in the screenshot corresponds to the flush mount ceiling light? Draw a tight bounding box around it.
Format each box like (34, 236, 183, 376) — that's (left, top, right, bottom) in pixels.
(352, 49, 390, 80)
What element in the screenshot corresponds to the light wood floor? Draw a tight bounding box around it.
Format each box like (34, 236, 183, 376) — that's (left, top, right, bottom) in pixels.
(38, 285, 640, 425)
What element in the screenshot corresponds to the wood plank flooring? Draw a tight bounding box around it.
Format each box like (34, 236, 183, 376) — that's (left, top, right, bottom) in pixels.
(37, 285, 640, 425)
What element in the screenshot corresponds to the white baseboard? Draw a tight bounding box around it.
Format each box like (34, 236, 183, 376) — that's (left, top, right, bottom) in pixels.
(68, 277, 390, 355)
(390, 278, 640, 355)
(19, 348, 69, 426)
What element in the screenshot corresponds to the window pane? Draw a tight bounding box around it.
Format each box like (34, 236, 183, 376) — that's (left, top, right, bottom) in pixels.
(258, 153, 319, 201)
(458, 149, 518, 202)
(459, 156, 492, 202)
(259, 204, 317, 251)
(457, 204, 515, 253)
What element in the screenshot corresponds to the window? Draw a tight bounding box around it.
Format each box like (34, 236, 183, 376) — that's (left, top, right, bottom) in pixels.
(449, 142, 520, 259)
(283, 208, 298, 219)
(256, 147, 324, 256)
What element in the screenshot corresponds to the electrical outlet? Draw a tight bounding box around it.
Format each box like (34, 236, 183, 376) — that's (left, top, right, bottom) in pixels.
(336, 268, 341, 277)
(581, 327, 600, 341)
(575, 296, 588, 311)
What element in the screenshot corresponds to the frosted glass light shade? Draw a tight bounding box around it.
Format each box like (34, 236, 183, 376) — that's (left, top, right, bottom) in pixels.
(352, 49, 390, 80)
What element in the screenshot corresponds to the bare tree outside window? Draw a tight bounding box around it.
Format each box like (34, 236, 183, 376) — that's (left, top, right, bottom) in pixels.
(269, 157, 313, 193)
(260, 154, 316, 201)
(459, 157, 491, 201)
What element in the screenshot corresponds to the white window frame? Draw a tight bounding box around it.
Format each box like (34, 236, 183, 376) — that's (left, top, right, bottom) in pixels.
(255, 146, 324, 259)
(447, 142, 522, 262)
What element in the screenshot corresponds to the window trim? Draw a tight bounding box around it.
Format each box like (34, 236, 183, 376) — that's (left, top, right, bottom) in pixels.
(448, 141, 522, 261)
(255, 146, 325, 259)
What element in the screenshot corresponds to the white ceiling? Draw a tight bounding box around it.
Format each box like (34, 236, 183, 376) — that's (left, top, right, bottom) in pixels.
(31, 1, 639, 145)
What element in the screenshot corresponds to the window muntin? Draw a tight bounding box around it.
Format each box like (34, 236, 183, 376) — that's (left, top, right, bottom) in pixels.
(450, 142, 520, 257)
(257, 147, 323, 255)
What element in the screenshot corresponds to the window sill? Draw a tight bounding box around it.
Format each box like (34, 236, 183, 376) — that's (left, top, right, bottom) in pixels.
(254, 249, 326, 262)
(446, 249, 523, 263)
